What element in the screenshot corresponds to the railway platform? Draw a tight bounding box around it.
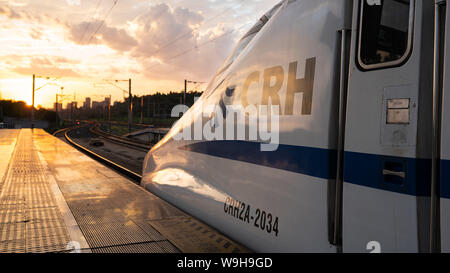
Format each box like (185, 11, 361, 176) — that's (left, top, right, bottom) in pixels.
(0, 129, 250, 253)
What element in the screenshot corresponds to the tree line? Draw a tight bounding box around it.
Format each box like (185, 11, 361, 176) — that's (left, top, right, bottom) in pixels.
(0, 100, 57, 122)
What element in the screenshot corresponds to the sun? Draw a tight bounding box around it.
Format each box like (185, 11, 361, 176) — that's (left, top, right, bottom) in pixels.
(0, 78, 49, 107)
(15, 87, 33, 106)
(24, 97, 33, 106)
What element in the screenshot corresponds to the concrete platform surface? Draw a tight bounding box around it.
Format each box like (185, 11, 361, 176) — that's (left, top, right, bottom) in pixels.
(0, 129, 250, 253)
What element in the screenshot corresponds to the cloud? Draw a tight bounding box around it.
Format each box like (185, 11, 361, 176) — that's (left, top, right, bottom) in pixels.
(1, 54, 80, 65)
(68, 19, 138, 51)
(54, 56, 79, 64)
(13, 65, 80, 78)
(9, 1, 28, 7)
(65, 0, 80, 6)
(31, 57, 52, 65)
(29, 27, 43, 40)
(67, 3, 205, 56)
(0, 5, 62, 25)
(1, 54, 82, 77)
(128, 3, 238, 81)
(139, 27, 235, 81)
(68, 20, 102, 45)
(99, 23, 139, 51)
(57, 2, 272, 82)
(65, 2, 233, 80)
(0, 5, 24, 19)
(132, 3, 204, 60)
(1, 0, 277, 93)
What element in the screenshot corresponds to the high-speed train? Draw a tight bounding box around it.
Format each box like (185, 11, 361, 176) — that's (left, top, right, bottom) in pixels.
(142, 0, 450, 252)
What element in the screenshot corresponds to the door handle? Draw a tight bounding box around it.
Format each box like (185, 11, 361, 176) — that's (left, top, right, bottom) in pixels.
(382, 169, 406, 179)
(381, 158, 407, 188)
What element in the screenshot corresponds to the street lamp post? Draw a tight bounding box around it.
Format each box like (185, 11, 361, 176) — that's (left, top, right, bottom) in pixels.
(184, 80, 206, 106)
(102, 78, 132, 133)
(108, 95, 112, 133)
(32, 74, 35, 128)
(128, 79, 132, 133)
(32, 74, 54, 128)
(55, 87, 64, 125)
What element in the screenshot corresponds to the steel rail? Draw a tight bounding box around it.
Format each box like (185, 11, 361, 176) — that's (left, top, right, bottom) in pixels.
(90, 125, 152, 151)
(52, 127, 72, 136)
(64, 127, 142, 183)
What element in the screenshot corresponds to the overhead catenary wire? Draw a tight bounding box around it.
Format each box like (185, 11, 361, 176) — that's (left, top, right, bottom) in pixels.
(33, 0, 119, 109)
(87, 0, 119, 44)
(78, 0, 104, 45)
(50, 0, 118, 84)
(45, 0, 242, 82)
(145, 21, 253, 72)
(32, 0, 116, 104)
(53, 19, 253, 88)
(61, 16, 253, 84)
(146, 0, 247, 58)
(51, 0, 105, 81)
(37, 0, 251, 102)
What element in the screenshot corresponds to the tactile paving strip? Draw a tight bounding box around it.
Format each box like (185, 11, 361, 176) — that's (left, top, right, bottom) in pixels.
(132, 220, 166, 241)
(91, 241, 178, 253)
(69, 207, 129, 226)
(64, 199, 181, 252)
(156, 240, 181, 253)
(76, 220, 157, 248)
(0, 223, 25, 241)
(148, 217, 251, 253)
(0, 130, 71, 253)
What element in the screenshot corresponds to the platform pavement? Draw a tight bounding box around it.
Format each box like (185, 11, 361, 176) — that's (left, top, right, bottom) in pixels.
(0, 129, 250, 253)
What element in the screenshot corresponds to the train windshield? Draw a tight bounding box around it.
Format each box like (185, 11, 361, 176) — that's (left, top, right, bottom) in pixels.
(214, 1, 284, 78)
(201, 1, 285, 100)
(358, 0, 414, 69)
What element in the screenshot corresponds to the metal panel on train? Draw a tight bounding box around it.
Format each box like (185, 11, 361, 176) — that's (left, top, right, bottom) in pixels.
(143, 0, 349, 252)
(441, 0, 450, 254)
(343, 0, 434, 252)
(141, 0, 446, 253)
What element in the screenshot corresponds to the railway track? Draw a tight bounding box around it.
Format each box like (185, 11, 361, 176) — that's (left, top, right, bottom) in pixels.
(52, 126, 72, 137)
(60, 125, 143, 183)
(89, 124, 152, 151)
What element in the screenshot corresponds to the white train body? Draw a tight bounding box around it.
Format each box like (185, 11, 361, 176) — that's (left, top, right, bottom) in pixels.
(142, 0, 450, 252)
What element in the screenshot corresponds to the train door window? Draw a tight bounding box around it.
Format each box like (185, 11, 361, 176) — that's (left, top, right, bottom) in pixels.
(358, 0, 415, 70)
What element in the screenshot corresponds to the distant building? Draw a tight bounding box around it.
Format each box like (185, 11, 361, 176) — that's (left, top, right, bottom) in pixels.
(83, 97, 91, 110)
(104, 97, 111, 106)
(53, 102, 62, 112)
(92, 101, 103, 109)
(66, 102, 77, 110)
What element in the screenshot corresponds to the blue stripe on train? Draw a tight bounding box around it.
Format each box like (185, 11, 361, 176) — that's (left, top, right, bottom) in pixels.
(344, 152, 431, 197)
(180, 141, 435, 197)
(180, 140, 337, 180)
(441, 160, 450, 199)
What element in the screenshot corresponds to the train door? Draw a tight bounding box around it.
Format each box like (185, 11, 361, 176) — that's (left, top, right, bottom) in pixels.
(341, 0, 434, 252)
(440, 0, 450, 253)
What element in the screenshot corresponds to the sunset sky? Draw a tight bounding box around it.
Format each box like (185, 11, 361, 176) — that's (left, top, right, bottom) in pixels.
(0, 0, 277, 108)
